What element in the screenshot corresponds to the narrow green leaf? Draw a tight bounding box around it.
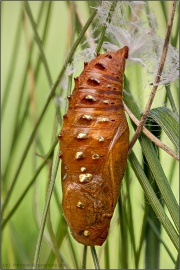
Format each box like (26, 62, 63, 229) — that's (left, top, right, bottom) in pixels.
(124, 82, 179, 232)
(90, 246, 100, 269)
(128, 150, 179, 251)
(2, 6, 98, 214)
(104, 238, 110, 269)
(2, 1, 46, 191)
(82, 245, 88, 269)
(45, 216, 69, 268)
(140, 135, 179, 232)
(67, 233, 80, 269)
(165, 85, 178, 114)
(24, 2, 53, 85)
(136, 205, 148, 267)
(33, 151, 60, 269)
(1, 2, 24, 119)
(118, 196, 128, 269)
(147, 217, 176, 264)
(1, 139, 58, 229)
(148, 107, 179, 152)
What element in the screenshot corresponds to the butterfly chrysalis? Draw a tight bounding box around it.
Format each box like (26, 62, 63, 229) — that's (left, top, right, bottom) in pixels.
(59, 46, 129, 246)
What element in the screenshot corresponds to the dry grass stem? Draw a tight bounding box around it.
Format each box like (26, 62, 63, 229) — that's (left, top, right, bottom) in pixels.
(124, 103, 179, 161)
(129, 1, 177, 150)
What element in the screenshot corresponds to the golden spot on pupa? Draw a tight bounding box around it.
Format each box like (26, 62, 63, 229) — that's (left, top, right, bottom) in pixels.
(84, 230, 90, 237)
(76, 133, 87, 139)
(75, 152, 85, 159)
(92, 154, 99, 159)
(80, 167, 86, 172)
(79, 173, 92, 183)
(77, 201, 85, 208)
(85, 95, 96, 101)
(98, 136, 104, 142)
(81, 115, 93, 120)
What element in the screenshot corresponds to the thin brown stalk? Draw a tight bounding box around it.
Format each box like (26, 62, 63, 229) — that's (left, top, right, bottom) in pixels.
(124, 103, 179, 161)
(129, 1, 177, 150)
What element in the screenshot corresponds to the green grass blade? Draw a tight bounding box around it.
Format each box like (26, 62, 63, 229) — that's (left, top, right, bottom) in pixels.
(1, 3, 24, 119)
(175, 253, 180, 269)
(9, 223, 30, 264)
(90, 246, 100, 269)
(104, 238, 110, 269)
(124, 168, 137, 268)
(118, 196, 128, 269)
(143, 129, 161, 270)
(128, 150, 179, 251)
(2, 5, 98, 214)
(45, 216, 68, 268)
(24, 1, 53, 85)
(136, 205, 148, 267)
(145, 207, 161, 268)
(1, 139, 58, 230)
(159, 1, 168, 24)
(123, 81, 179, 232)
(46, 209, 63, 269)
(165, 85, 178, 114)
(147, 217, 176, 264)
(140, 135, 179, 232)
(82, 245, 88, 269)
(2, 1, 46, 190)
(33, 151, 60, 269)
(148, 106, 179, 152)
(67, 233, 80, 269)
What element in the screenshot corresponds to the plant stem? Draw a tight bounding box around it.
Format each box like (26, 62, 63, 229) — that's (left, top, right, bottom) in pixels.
(33, 151, 60, 269)
(124, 103, 179, 160)
(24, 1, 53, 85)
(82, 246, 88, 269)
(90, 246, 100, 269)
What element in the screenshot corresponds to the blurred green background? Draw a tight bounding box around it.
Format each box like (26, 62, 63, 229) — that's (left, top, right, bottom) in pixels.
(1, 1, 179, 269)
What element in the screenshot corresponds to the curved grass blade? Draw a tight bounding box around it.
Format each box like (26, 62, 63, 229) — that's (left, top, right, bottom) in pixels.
(128, 150, 179, 251)
(148, 107, 179, 152)
(2, 1, 46, 190)
(147, 217, 176, 264)
(24, 1, 53, 86)
(123, 80, 179, 232)
(1, 139, 58, 230)
(32, 151, 60, 269)
(1, 2, 24, 119)
(140, 135, 179, 232)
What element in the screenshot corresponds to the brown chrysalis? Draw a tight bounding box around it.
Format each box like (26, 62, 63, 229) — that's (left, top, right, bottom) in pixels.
(58, 46, 129, 246)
